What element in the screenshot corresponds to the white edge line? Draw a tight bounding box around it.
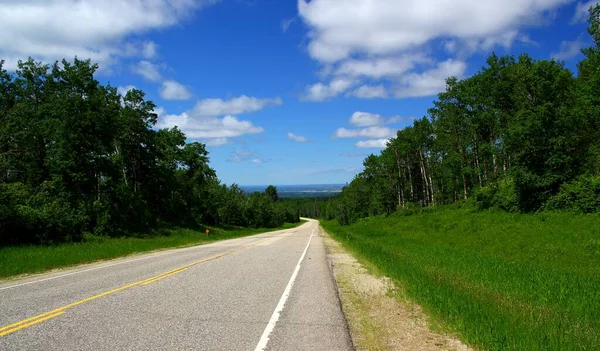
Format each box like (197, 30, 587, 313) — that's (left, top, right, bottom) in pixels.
(0, 224, 311, 291)
(254, 223, 316, 351)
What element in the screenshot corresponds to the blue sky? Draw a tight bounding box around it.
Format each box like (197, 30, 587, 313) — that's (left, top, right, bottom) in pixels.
(1, 0, 598, 185)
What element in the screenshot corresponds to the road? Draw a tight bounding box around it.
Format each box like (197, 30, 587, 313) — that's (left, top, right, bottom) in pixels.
(0, 219, 353, 350)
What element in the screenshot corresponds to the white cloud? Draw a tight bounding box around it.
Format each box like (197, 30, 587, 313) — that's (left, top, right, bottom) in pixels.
(334, 126, 396, 139)
(348, 111, 401, 127)
(346, 85, 388, 99)
(281, 18, 295, 32)
(356, 139, 390, 148)
(394, 59, 467, 98)
(302, 78, 356, 101)
(142, 41, 158, 59)
(297, 0, 570, 100)
(572, 1, 600, 23)
(227, 150, 266, 164)
(153, 107, 166, 118)
(154, 94, 280, 144)
(117, 85, 136, 96)
(287, 132, 309, 142)
(193, 95, 283, 117)
(0, 0, 220, 69)
(204, 138, 230, 147)
(133, 60, 162, 82)
(551, 37, 586, 60)
(336, 55, 430, 79)
(298, 0, 570, 63)
(158, 113, 263, 139)
(160, 80, 193, 100)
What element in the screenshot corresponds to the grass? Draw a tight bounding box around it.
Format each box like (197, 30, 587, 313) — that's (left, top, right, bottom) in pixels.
(0, 222, 303, 279)
(321, 206, 600, 351)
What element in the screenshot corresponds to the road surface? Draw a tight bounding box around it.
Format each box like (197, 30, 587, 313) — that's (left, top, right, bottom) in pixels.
(0, 219, 353, 350)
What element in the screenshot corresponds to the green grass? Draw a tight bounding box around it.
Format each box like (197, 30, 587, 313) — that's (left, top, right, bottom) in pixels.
(321, 207, 600, 350)
(0, 222, 303, 279)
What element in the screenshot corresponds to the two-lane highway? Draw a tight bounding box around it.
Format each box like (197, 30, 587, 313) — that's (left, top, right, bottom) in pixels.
(0, 220, 353, 350)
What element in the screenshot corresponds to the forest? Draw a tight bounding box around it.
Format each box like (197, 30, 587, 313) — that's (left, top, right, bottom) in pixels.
(0, 59, 297, 246)
(327, 5, 600, 224)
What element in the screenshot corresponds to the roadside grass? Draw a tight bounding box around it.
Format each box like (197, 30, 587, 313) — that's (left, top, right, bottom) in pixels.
(0, 222, 303, 279)
(321, 207, 600, 350)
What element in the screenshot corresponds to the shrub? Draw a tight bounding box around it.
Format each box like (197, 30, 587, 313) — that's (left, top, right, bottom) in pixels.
(473, 178, 519, 212)
(545, 175, 600, 213)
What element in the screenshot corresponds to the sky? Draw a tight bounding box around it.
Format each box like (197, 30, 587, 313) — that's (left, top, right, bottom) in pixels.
(1, 0, 598, 186)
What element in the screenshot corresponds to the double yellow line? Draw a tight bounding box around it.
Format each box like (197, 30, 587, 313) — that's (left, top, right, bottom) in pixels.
(0, 235, 280, 338)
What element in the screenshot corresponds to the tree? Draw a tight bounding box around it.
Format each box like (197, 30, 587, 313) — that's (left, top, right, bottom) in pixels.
(265, 185, 279, 203)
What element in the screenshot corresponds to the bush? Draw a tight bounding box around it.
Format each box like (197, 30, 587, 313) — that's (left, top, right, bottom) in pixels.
(545, 175, 600, 213)
(473, 178, 519, 212)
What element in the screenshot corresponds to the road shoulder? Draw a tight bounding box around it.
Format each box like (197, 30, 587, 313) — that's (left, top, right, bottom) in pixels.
(322, 227, 471, 351)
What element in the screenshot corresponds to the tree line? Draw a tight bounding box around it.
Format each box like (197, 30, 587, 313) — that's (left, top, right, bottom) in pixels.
(0, 59, 297, 245)
(330, 5, 600, 225)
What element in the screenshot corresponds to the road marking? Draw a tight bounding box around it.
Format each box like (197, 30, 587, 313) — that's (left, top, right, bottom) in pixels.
(0, 311, 64, 337)
(0, 230, 300, 338)
(0, 226, 306, 291)
(0, 251, 231, 337)
(254, 225, 316, 351)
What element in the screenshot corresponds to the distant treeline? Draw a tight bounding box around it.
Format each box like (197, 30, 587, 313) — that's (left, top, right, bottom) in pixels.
(0, 59, 298, 245)
(328, 6, 600, 225)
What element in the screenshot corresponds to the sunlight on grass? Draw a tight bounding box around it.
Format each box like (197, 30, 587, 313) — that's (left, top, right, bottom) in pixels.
(322, 208, 600, 350)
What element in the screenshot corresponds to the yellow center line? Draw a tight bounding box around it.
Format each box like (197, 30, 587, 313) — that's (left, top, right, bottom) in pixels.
(0, 231, 295, 337)
(0, 311, 65, 337)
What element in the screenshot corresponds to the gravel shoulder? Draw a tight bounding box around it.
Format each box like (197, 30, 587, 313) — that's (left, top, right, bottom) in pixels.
(322, 227, 471, 351)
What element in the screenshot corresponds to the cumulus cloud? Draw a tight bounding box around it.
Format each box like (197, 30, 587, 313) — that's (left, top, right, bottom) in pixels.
(193, 95, 283, 117)
(133, 60, 162, 82)
(346, 85, 388, 99)
(572, 1, 600, 23)
(355, 139, 390, 148)
(203, 138, 230, 147)
(142, 41, 158, 59)
(348, 111, 402, 127)
(159, 80, 193, 100)
(155, 94, 281, 145)
(0, 0, 220, 70)
(394, 59, 467, 98)
(158, 113, 263, 139)
(298, 0, 569, 63)
(334, 126, 396, 139)
(287, 132, 309, 142)
(302, 78, 356, 101)
(297, 0, 570, 100)
(117, 85, 136, 96)
(336, 55, 430, 79)
(333, 111, 400, 148)
(551, 37, 586, 60)
(227, 150, 266, 164)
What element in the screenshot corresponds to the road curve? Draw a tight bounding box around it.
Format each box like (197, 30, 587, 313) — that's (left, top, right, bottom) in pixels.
(0, 219, 353, 350)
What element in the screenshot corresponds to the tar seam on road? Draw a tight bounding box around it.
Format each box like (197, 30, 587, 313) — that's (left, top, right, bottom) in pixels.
(253, 224, 316, 351)
(0, 233, 287, 338)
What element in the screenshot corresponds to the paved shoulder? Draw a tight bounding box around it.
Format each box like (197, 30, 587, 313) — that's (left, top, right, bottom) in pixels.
(262, 225, 354, 351)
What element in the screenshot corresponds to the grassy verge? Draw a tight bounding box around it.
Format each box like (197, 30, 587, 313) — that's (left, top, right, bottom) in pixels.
(321, 207, 600, 350)
(0, 222, 303, 279)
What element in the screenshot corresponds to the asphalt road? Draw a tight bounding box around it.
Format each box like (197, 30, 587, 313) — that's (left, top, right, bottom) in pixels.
(0, 219, 353, 350)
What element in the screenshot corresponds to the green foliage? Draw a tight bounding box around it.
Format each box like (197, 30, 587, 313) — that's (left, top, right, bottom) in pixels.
(331, 7, 600, 223)
(323, 208, 600, 350)
(0, 58, 297, 245)
(473, 178, 519, 212)
(545, 175, 600, 213)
